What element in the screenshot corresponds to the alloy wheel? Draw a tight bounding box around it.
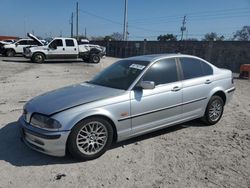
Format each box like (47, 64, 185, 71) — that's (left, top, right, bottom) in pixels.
(76, 121, 108, 155)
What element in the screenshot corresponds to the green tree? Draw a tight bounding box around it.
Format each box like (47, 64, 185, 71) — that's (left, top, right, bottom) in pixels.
(202, 32, 224, 41)
(109, 32, 123, 41)
(157, 34, 177, 41)
(104, 35, 114, 41)
(233, 26, 250, 41)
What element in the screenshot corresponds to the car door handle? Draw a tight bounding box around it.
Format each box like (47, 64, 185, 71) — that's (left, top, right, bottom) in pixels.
(63, 48, 65, 51)
(205, 79, 212, 84)
(171, 86, 181, 92)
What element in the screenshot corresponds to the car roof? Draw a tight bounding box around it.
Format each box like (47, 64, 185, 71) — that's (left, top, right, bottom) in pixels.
(53, 37, 75, 40)
(125, 53, 200, 62)
(18, 38, 33, 41)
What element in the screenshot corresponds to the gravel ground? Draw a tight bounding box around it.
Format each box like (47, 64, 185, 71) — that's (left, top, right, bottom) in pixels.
(0, 56, 249, 188)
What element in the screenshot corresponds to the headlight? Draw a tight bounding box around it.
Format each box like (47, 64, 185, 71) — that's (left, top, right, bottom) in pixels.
(30, 113, 61, 130)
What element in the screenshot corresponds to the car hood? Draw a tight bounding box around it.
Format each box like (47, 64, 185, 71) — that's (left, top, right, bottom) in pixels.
(27, 33, 44, 46)
(25, 83, 124, 115)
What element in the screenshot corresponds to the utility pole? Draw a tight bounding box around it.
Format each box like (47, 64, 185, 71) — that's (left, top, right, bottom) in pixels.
(70, 12, 74, 38)
(84, 27, 87, 38)
(123, 0, 128, 41)
(180, 15, 186, 41)
(76, 2, 79, 39)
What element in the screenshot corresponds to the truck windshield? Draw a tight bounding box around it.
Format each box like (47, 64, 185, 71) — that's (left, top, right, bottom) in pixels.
(89, 60, 150, 90)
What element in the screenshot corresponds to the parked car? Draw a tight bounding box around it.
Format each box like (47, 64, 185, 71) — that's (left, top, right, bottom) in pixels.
(1, 39, 16, 44)
(0, 40, 16, 55)
(2, 37, 43, 57)
(23, 33, 106, 63)
(19, 54, 235, 160)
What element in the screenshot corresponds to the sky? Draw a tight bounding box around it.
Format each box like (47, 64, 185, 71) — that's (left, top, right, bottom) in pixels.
(0, 0, 250, 40)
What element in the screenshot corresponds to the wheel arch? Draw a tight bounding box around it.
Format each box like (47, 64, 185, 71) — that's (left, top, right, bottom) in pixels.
(5, 48, 16, 54)
(202, 87, 227, 117)
(7, 48, 16, 52)
(66, 113, 118, 143)
(212, 90, 226, 104)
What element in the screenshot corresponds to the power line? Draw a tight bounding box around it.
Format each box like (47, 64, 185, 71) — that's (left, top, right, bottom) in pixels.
(76, 6, 248, 39)
(79, 9, 122, 25)
(129, 7, 250, 22)
(129, 11, 250, 25)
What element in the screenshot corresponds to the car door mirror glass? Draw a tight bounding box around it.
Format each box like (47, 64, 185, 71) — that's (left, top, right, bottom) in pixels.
(140, 81, 155, 90)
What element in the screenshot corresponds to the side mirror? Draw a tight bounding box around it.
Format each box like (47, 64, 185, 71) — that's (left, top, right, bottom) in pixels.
(139, 81, 155, 90)
(15, 43, 18, 47)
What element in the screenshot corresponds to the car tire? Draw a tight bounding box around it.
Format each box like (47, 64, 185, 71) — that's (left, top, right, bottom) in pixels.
(202, 95, 224, 125)
(32, 53, 45, 63)
(6, 49, 15, 57)
(67, 117, 114, 160)
(90, 54, 100, 64)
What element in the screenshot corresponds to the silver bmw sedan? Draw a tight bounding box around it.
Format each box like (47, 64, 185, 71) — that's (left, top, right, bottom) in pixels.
(19, 54, 235, 160)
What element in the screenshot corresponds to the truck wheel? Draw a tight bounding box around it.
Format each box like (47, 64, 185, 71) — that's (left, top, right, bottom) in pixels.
(90, 54, 100, 64)
(32, 53, 45, 63)
(6, 49, 15, 57)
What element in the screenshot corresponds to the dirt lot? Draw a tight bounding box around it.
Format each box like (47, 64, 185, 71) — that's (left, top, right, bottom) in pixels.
(0, 56, 249, 188)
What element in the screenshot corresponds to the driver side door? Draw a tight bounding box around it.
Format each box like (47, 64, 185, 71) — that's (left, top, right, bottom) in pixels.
(130, 58, 183, 136)
(47, 39, 65, 59)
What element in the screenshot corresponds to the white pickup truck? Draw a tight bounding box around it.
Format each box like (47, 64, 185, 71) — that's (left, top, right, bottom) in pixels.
(23, 33, 106, 63)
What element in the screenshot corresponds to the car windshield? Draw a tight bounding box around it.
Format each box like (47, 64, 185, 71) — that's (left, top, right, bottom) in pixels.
(89, 60, 150, 90)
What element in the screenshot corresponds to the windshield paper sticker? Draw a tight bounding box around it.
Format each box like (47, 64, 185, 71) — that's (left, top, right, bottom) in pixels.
(129, 64, 145, 70)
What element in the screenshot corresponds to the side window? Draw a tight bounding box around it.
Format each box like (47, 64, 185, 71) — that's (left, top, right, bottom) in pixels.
(180, 58, 203, 79)
(143, 58, 178, 86)
(56, 39, 63, 46)
(28, 40, 38, 45)
(49, 39, 63, 48)
(66, 39, 75, 47)
(201, 61, 213, 76)
(18, 40, 27, 45)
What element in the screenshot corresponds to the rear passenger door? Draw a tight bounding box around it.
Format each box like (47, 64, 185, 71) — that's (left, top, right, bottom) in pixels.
(178, 57, 214, 119)
(65, 39, 78, 58)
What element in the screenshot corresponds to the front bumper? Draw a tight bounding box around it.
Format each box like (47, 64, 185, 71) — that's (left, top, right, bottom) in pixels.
(19, 116, 70, 157)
